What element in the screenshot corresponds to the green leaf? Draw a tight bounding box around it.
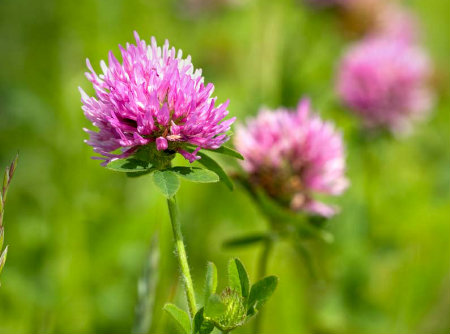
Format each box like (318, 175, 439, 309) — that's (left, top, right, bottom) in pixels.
(197, 152, 234, 191)
(205, 262, 218, 304)
(228, 258, 250, 298)
(205, 146, 244, 160)
(126, 170, 153, 178)
(0, 246, 8, 274)
(163, 303, 191, 334)
(153, 170, 180, 198)
(204, 294, 226, 319)
(223, 233, 270, 248)
(107, 157, 154, 173)
(193, 308, 215, 334)
(247, 276, 278, 313)
(169, 167, 219, 183)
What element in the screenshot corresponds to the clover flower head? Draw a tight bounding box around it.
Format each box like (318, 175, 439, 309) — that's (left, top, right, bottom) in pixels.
(337, 36, 433, 133)
(234, 99, 349, 217)
(80, 32, 234, 165)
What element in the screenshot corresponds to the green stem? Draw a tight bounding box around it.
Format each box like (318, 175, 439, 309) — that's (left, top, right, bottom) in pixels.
(359, 130, 383, 241)
(257, 238, 273, 279)
(166, 196, 197, 319)
(253, 237, 273, 334)
(294, 241, 318, 281)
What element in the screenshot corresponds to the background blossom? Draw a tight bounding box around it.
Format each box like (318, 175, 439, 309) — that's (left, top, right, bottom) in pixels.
(235, 99, 349, 217)
(337, 37, 433, 133)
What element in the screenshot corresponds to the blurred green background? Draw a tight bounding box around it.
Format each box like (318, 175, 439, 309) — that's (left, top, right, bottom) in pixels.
(0, 0, 449, 333)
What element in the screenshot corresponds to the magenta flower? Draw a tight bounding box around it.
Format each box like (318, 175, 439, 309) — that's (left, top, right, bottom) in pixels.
(337, 36, 433, 133)
(234, 99, 349, 217)
(80, 32, 235, 165)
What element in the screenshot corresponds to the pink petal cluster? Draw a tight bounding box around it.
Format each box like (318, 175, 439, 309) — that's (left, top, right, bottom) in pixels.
(337, 37, 433, 133)
(80, 32, 234, 165)
(234, 99, 349, 217)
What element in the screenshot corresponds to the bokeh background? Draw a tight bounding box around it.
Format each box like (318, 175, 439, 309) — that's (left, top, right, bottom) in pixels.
(0, 0, 449, 333)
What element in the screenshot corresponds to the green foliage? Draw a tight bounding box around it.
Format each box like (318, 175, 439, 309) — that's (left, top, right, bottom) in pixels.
(247, 276, 278, 314)
(107, 158, 154, 173)
(223, 233, 271, 248)
(204, 262, 218, 304)
(185, 144, 244, 161)
(163, 303, 191, 334)
(204, 289, 246, 332)
(193, 308, 214, 334)
(204, 294, 227, 320)
(167, 257, 277, 333)
(153, 170, 180, 198)
(197, 151, 234, 190)
(150, 164, 223, 197)
(228, 258, 249, 299)
(199, 258, 277, 332)
(103, 147, 232, 193)
(169, 167, 219, 183)
(203, 146, 244, 160)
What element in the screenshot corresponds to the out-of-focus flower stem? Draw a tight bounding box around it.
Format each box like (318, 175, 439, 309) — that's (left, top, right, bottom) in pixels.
(253, 236, 274, 334)
(166, 195, 197, 319)
(257, 237, 273, 279)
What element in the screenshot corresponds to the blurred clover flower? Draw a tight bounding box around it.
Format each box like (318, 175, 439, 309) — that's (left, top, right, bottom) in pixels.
(80, 31, 234, 165)
(337, 36, 434, 133)
(235, 99, 348, 218)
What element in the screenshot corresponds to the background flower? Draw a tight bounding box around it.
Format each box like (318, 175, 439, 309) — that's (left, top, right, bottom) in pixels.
(80, 32, 234, 165)
(337, 36, 433, 133)
(235, 99, 349, 217)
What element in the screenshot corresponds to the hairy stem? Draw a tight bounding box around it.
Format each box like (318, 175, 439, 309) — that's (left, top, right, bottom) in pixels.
(166, 196, 197, 319)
